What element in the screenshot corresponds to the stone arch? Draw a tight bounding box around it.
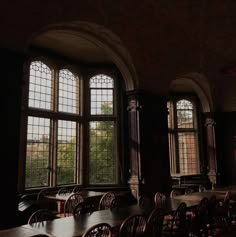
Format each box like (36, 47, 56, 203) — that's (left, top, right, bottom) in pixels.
(169, 72, 213, 113)
(25, 21, 137, 91)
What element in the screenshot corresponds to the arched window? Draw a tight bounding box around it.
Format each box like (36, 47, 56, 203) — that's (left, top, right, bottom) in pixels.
(89, 74, 116, 184)
(168, 98, 200, 175)
(23, 60, 119, 189)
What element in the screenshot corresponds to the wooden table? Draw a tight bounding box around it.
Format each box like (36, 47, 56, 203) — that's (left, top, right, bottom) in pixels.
(0, 226, 52, 237)
(173, 190, 227, 202)
(7, 190, 231, 237)
(155, 198, 200, 213)
(45, 191, 105, 213)
(22, 197, 201, 237)
(172, 184, 200, 193)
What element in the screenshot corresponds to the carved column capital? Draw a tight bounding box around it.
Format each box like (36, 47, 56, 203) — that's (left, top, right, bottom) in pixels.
(204, 118, 216, 127)
(127, 99, 137, 112)
(126, 97, 142, 112)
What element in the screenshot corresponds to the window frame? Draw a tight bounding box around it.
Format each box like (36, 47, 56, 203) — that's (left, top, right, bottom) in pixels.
(18, 57, 122, 192)
(168, 95, 200, 176)
(87, 72, 118, 186)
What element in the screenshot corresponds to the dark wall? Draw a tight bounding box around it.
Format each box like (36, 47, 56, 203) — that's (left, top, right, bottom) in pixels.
(215, 112, 236, 186)
(137, 91, 171, 197)
(0, 48, 24, 229)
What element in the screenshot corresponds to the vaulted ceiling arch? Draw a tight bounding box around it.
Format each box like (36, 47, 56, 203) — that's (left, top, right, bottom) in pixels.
(26, 21, 138, 91)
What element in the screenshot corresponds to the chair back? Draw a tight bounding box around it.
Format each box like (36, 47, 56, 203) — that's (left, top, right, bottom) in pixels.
(188, 198, 209, 236)
(138, 195, 153, 208)
(170, 189, 181, 198)
(110, 195, 128, 210)
(37, 188, 52, 201)
(98, 192, 116, 210)
(207, 195, 218, 226)
(28, 209, 55, 224)
(223, 191, 232, 203)
(185, 188, 194, 195)
(64, 193, 84, 216)
(57, 187, 72, 196)
(82, 223, 112, 237)
(154, 192, 166, 205)
(221, 191, 232, 216)
(169, 202, 187, 235)
(147, 208, 164, 237)
(119, 214, 147, 237)
(199, 184, 207, 192)
(72, 185, 83, 193)
(73, 201, 95, 217)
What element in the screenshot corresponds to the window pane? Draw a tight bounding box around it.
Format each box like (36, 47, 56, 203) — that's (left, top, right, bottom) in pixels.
(58, 69, 79, 114)
(29, 61, 52, 110)
(178, 132, 199, 174)
(57, 120, 77, 185)
(90, 74, 114, 115)
(176, 99, 193, 128)
(89, 121, 115, 184)
(25, 116, 50, 188)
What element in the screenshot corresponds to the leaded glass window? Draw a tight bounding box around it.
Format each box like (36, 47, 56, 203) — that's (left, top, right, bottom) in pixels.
(168, 98, 200, 175)
(89, 74, 116, 184)
(23, 61, 118, 189)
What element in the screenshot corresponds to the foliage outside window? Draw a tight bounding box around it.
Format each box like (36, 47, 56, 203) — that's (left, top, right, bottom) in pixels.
(167, 98, 200, 175)
(24, 60, 117, 189)
(89, 74, 116, 184)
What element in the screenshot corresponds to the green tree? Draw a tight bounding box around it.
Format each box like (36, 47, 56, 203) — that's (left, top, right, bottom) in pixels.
(57, 138, 76, 185)
(25, 102, 115, 187)
(25, 140, 50, 187)
(89, 102, 115, 184)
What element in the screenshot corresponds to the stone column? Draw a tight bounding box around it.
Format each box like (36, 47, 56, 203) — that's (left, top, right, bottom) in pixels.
(205, 117, 217, 189)
(126, 93, 142, 200)
(126, 90, 171, 199)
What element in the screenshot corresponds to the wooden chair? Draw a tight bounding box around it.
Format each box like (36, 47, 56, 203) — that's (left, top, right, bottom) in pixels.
(206, 195, 222, 236)
(37, 188, 52, 201)
(189, 196, 223, 236)
(98, 192, 116, 210)
(147, 208, 164, 237)
(57, 187, 72, 196)
(212, 191, 233, 232)
(82, 223, 112, 237)
(72, 185, 83, 193)
(28, 209, 55, 224)
(138, 195, 153, 208)
(63, 193, 84, 217)
(110, 195, 129, 210)
(170, 190, 181, 198)
(188, 197, 210, 237)
(154, 192, 166, 205)
(199, 184, 207, 192)
(119, 214, 147, 237)
(185, 188, 194, 195)
(162, 202, 188, 237)
(73, 201, 95, 217)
